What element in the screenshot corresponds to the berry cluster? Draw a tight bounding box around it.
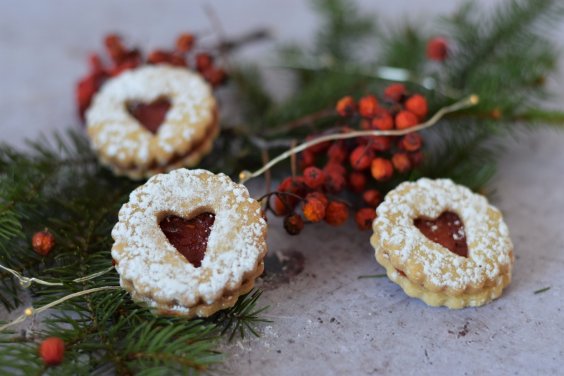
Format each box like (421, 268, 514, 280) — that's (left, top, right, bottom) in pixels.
(265, 84, 427, 234)
(76, 33, 227, 119)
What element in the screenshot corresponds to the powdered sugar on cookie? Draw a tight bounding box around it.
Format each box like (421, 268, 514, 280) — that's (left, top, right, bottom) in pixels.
(372, 178, 513, 292)
(86, 66, 217, 177)
(111, 169, 268, 315)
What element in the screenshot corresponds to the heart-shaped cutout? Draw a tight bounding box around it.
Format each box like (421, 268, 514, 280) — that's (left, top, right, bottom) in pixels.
(159, 213, 215, 267)
(414, 211, 468, 257)
(126, 97, 171, 134)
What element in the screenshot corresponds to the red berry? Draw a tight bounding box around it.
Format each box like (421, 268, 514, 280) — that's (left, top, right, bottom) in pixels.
(371, 158, 394, 181)
(355, 208, 376, 230)
(405, 94, 428, 119)
(399, 133, 423, 152)
(363, 189, 382, 207)
(409, 151, 425, 167)
(147, 50, 171, 65)
(348, 172, 367, 193)
(349, 146, 374, 171)
(371, 109, 394, 130)
(325, 201, 349, 226)
(392, 152, 412, 173)
(39, 337, 64, 366)
(300, 149, 316, 170)
(271, 195, 293, 216)
(203, 68, 227, 87)
(284, 214, 304, 235)
(395, 111, 419, 130)
(323, 161, 346, 176)
(324, 171, 346, 194)
(427, 37, 448, 61)
(336, 96, 356, 117)
(32, 230, 55, 256)
(369, 136, 392, 152)
(176, 33, 196, 53)
(302, 197, 326, 222)
(303, 167, 326, 189)
(305, 134, 331, 154)
(358, 95, 379, 118)
(327, 142, 347, 163)
(384, 84, 406, 102)
(196, 53, 214, 72)
(88, 54, 104, 73)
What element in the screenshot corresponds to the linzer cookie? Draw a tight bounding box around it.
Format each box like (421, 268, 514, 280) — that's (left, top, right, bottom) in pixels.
(111, 169, 268, 317)
(86, 65, 218, 179)
(371, 178, 514, 308)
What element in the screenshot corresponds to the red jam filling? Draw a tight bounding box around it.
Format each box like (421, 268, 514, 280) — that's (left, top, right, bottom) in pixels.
(159, 213, 215, 267)
(413, 211, 468, 258)
(127, 97, 171, 134)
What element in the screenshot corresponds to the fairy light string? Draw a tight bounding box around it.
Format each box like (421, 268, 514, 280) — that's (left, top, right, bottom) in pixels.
(0, 265, 117, 332)
(239, 94, 479, 184)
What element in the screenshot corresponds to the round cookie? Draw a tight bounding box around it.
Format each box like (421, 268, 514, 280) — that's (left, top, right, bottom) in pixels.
(86, 65, 218, 179)
(371, 178, 514, 309)
(111, 169, 268, 317)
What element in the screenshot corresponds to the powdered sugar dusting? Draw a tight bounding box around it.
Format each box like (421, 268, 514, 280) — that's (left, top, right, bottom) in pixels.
(86, 65, 215, 169)
(111, 169, 268, 307)
(372, 178, 513, 290)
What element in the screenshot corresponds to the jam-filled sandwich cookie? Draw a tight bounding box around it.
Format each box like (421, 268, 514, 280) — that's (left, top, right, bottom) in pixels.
(371, 178, 514, 309)
(111, 169, 268, 317)
(86, 65, 218, 179)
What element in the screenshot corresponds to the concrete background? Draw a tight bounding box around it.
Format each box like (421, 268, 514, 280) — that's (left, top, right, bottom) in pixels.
(1, 1, 564, 375)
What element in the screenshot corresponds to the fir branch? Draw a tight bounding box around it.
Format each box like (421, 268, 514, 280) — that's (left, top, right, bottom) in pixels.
(213, 289, 271, 342)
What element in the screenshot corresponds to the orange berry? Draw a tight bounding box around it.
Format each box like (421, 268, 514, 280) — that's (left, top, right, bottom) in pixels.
(358, 95, 379, 118)
(302, 197, 326, 222)
(355, 208, 376, 230)
(427, 37, 448, 61)
(405, 94, 428, 119)
(363, 189, 382, 207)
(305, 192, 329, 208)
(384, 84, 406, 102)
(336, 96, 356, 117)
(348, 172, 367, 193)
(32, 230, 55, 256)
(325, 201, 349, 226)
(392, 152, 412, 173)
(176, 33, 196, 53)
(395, 111, 419, 130)
(303, 167, 326, 189)
(349, 146, 374, 171)
(371, 109, 394, 130)
(399, 133, 423, 152)
(371, 158, 394, 181)
(39, 337, 64, 366)
(284, 214, 304, 235)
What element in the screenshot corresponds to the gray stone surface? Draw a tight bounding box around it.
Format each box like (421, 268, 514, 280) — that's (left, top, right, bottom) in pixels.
(1, 1, 564, 375)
